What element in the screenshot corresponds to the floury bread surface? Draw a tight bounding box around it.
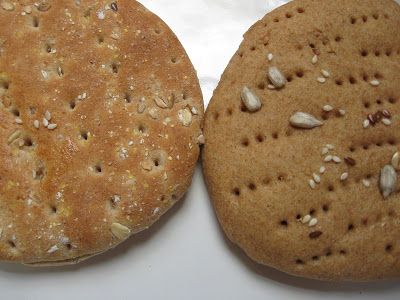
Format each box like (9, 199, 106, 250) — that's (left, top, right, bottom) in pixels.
(0, 0, 203, 265)
(203, 0, 400, 281)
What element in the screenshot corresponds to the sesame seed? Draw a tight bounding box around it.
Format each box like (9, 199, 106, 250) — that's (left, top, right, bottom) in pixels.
(324, 155, 333, 162)
(391, 152, 399, 169)
(301, 215, 312, 224)
(321, 147, 329, 155)
(317, 77, 326, 83)
(323, 105, 334, 112)
(382, 110, 391, 119)
(362, 179, 371, 187)
(267, 84, 276, 90)
(332, 156, 342, 163)
(319, 166, 326, 174)
(33, 120, 40, 129)
(43, 118, 49, 127)
(312, 55, 318, 64)
(313, 173, 321, 183)
(267, 53, 273, 61)
(309, 218, 318, 227)
(321, 69, 330, 78)
(45, 110, 51, 121)
(47, 123, 57, 130)
(363, 119, 370, 128)
(340, 172, 349, 181)
(326, 144, 334, 150)
(309, 179, 316, 189)
(382, 118, 392, 126)
(15, 118, 23, 124)
(110, 2, 118, 12)
(370, 80, 380, 86)
(339, 109, 346, 116)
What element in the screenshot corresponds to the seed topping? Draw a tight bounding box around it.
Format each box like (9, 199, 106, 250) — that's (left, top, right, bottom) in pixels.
(289, 112, 323, 129)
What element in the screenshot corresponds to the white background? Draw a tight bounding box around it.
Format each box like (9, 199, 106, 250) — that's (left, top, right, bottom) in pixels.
(1, 1, 400, 299)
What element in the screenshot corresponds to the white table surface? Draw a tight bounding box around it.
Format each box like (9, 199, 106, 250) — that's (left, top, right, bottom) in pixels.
(1, 1, 400, 299)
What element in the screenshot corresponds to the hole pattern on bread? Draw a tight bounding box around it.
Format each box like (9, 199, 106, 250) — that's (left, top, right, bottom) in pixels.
(204, 0, 400, 280)
(0, 0, 203, 264)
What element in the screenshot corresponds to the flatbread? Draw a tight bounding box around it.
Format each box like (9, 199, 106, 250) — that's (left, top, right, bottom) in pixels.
(0, 0, 203, 265)
(203, 0, 400, 281)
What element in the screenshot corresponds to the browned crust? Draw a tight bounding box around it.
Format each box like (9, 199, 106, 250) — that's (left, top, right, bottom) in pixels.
(0, 0, 203, 264)
(203, 0, 400, 281)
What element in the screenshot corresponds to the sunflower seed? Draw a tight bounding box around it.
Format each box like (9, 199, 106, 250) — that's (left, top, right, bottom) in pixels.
(267, 66, 287, 88)
(154, 95, 174, 109)
(340, 172, 349, 181)
(379, 165, 397, 199)
(45, 110, 51, 121)
(241, 87, 262, 112)
(36, 1, 51, 12)
(137, 97, 146, 113)
(392, 152, 399, 169)
(47, 245, 59, 253)
(8, 130, 21, 144)
(289, 112, 323, 129)
(178, 108, 192, 126)
(148, 108, 159, 119)
(111, 223, 131, 240)
(1, 1, 14, 11)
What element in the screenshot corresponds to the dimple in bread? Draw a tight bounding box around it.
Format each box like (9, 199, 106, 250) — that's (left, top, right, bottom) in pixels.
(0, 0, 203, 265)
(203, 0, 400, 281)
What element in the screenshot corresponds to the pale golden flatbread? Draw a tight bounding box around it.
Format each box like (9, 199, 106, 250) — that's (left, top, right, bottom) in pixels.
(0, 0, 203, 265)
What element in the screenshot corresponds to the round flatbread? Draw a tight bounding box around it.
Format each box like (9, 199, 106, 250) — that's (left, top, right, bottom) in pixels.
(203, 0, 400, 281)
(0, 0, 203, 265)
